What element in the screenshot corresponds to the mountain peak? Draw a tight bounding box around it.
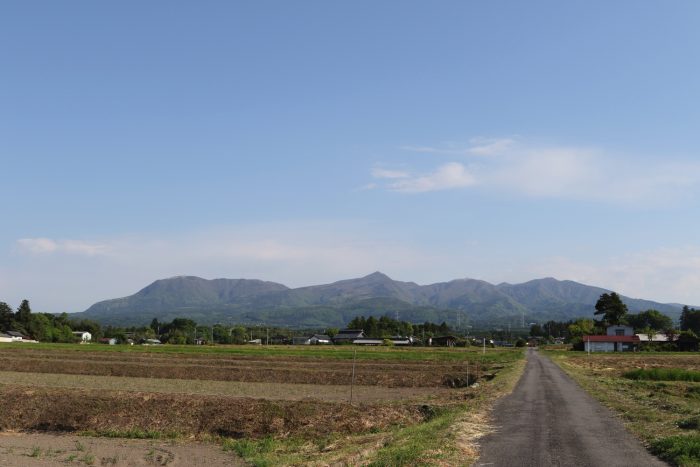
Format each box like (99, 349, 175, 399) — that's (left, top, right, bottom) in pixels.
(78, 273, 687, 328)
(363, 271, 392, 281)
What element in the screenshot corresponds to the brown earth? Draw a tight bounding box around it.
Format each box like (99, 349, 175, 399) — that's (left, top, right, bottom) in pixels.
(0, 386, 424, 439)
(0, 346, 494, 455)
(0, 371, 448, 402)
(563, 354, 700, 374)
(0, 430, 243, 466)
(0, 348, 481, 387)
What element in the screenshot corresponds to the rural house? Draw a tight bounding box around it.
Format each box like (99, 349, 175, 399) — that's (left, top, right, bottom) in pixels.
(293, 334, 332, 345)
(5, 331, 26, 342)
(635, 333, 675, 343)
(98, 337, 117, 345)
(352, 338, 385, 345)
(332, 329, 365, 344)
(431, 335, 458, 347)
(0, 332, 14, 343)
(309, 334, 331, 344)
(584, 325, 639, 352)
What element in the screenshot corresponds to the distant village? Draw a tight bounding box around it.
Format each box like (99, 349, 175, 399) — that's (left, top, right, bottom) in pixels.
(2, 295, 699, 352)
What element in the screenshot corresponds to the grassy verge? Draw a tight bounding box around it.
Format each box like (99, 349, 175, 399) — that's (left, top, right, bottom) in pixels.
(547, 351, 700, 467)
(624, 368, 700, 382)
(217, 352, 527, 466)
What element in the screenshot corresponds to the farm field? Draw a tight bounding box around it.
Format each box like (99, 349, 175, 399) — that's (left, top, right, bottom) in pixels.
(547, 351, 700, 466)
(0, 343, 525, 465)
(0, 344, 503, 387)
(0, 431, 243, 466)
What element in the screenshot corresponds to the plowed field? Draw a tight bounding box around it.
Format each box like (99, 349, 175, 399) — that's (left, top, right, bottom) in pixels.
(0, 347, 480, 387)
(0, 345, 512, 439)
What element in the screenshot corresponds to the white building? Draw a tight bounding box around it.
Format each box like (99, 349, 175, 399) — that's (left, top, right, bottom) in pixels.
(584, 325, 639, 352)
(72, 331, 92, 342)
(636, 333, 673, 343)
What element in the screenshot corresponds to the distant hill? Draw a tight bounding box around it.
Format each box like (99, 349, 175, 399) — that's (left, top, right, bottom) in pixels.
(76, 272, 688, 327)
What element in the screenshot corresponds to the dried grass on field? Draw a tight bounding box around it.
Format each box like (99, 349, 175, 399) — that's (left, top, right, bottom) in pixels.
(0, 386, 423, 439)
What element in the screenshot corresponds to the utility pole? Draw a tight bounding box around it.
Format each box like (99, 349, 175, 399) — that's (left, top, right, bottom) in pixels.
(349, 348, 357, 405)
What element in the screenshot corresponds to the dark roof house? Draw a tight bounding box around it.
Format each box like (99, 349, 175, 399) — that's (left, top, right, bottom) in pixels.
(333, 329, 366, 344)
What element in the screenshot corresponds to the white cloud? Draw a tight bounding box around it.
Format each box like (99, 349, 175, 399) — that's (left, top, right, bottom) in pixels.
(371, 168, 409, 179)
(17, 238, 109, 256)
(401, 138, 514, 156)
(467, 137, 515, 156)
(389, 162, 476, 193)
(528, 248, 700, 306)
(375, 137, 700, 204)
(16, 238, 58, 253)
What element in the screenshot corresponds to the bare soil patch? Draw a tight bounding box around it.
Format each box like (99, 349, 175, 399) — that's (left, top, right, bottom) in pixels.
(0, 371, 447, 402)
(0, 386, 423, 439)
(562, 353, 700, 375)
(0, 430, 243, 466)
(0, 348, 480, 387)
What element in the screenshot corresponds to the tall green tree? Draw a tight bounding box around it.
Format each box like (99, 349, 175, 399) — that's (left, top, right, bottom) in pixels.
(567, 318, 595, 338)
(626, 309, 673, 332)
(15, 299, 32, 326)
(594, 292, 628, 326)
(0, 301, 13, 331)
(680, 306, 700, 334)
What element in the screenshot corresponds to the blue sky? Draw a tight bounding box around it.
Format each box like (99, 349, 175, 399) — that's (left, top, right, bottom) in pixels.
(2, 1, 700, 312)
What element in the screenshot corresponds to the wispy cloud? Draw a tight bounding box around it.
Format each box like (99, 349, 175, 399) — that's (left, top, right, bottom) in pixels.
(371, 167, 409, 179)
(388, 162, 476, 193)
(374, 137, 700, 204)
(17, 238, 109, 256)
(401, 137, 514, 156)
(467, 137, 515, 156)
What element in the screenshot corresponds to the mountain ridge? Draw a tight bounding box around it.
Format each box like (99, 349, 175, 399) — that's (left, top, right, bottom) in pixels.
(76, 272, 689, 327)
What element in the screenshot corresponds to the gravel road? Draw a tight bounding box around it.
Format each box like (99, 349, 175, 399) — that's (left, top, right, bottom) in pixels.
(475, 348, 667, 467)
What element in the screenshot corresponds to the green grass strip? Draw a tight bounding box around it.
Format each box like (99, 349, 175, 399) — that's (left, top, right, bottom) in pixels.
(624, 368, 700, 382)
(650, 434, 700, 466)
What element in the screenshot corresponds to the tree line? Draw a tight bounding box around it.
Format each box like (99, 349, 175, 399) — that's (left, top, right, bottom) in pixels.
(346, 315, 451, 339)
(0, 299, 102, 343)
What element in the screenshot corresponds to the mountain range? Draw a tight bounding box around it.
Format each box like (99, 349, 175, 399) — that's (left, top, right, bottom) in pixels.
(73, 272, 688, 328)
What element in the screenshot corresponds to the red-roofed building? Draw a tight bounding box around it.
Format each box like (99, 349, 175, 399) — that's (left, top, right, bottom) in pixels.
(584, 325, 640, 352)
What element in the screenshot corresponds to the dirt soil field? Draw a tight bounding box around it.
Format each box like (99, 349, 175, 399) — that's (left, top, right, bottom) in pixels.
(0, 344, 524, 465)
(0, 431, 242, 466)
(0, 386, 423, 439)
(0, 347, 484, 387)
(0, 371, 447, 402)
(560, 353, 700, 374)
